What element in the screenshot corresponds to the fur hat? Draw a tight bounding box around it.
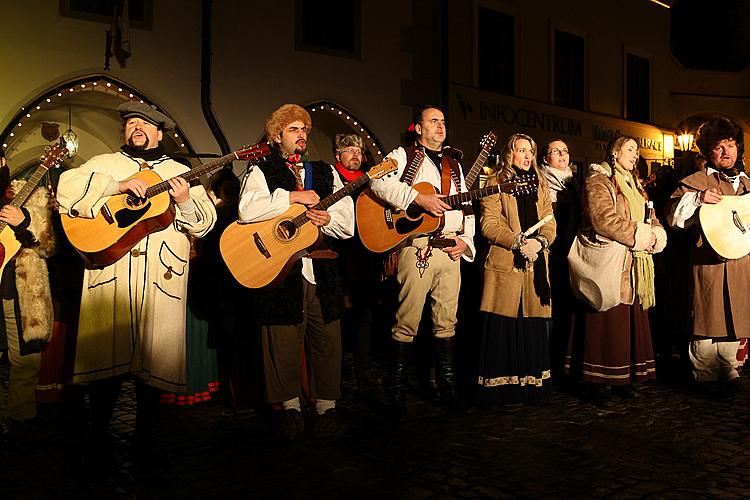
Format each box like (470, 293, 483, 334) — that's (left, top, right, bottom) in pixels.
(695, 116, 744, 159)
(334, 133, 364, 153)
(265, 104, 312, 143)
(118, 101, 176, 131)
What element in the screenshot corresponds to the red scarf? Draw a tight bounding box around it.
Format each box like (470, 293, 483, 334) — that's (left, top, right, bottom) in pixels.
(334, 161, 364, 183)
(286, 154, 303, 190)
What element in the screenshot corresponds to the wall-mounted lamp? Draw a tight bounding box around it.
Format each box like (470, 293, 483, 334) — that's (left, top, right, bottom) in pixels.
(61, 105, 79, 158)
(677, 132, 694, 152)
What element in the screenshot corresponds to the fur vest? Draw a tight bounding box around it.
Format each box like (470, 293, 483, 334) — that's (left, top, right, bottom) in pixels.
(6, 181, 56, 354)
(250, 154, 344, 325)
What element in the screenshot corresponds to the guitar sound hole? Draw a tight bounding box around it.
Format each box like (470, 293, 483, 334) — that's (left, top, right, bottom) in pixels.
(276, 220, 297, 241)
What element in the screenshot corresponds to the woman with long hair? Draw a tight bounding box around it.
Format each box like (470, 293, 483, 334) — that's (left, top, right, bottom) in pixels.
(475, 133, 556, 406)
(565, 136, 667, 405)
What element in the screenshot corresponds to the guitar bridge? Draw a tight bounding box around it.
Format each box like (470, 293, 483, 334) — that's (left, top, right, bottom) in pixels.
(253, 232, 271, 259)
(732, 210, 746, 234)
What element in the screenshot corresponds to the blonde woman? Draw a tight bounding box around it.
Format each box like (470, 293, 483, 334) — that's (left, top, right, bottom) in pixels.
(565, 136, 667, 405)
(475, 133, 556, 407)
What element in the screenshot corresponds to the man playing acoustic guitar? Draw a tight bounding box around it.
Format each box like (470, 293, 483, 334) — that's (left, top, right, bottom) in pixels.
(368, 105, 475, 417)
(56, 102, 216, 465)
(667, 116, 748, 394)
(237, 104, 354, 440)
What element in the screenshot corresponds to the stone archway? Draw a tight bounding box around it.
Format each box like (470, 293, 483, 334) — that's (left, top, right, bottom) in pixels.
(0, 74, 196, 180)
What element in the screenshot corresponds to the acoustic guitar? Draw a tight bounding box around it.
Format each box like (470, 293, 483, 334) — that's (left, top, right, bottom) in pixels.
(0, 142, 67, 277)
(699, 194, 750, 260)
(220, 158, 398, 289)
(357, 175, 538, 253)
(355, 131, 498, 253)
(61, 142, 271, 268)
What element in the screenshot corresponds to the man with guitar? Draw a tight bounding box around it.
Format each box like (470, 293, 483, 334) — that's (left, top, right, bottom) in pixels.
(667, 116, 748, 394)
(368, 105, 475, 416)
(56, 102, 217, 463)
(0, 146, 56, 431)
(237, 104, 354, 440)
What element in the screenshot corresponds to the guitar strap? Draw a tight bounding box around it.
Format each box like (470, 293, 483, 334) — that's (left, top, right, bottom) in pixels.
(303, 162, 313, 190)
(401, 147, 424, 185)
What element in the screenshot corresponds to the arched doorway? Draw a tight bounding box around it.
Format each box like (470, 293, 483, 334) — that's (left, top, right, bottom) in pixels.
(304, 100, 385, 168)
(0, 74, 196, 182)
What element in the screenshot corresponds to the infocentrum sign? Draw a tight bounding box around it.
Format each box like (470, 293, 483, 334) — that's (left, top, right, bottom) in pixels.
(450, 84, 670, 162)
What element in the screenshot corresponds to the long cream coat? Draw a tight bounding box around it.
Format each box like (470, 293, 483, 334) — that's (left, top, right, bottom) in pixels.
(56, 152, 216, 392)
(479, 173, 556, 318)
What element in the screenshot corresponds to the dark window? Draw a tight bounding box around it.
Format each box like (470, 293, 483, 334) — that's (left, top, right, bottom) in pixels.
(477, 7, 514, 95)
(60, 0, 152, 29)
(554, 30, 585, 109)
(295, 0, 361, 59)
(626, 53, 650, 123)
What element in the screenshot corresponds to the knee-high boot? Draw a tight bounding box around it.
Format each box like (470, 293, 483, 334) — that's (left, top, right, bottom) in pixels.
(434, 337, 467, 412)
(388, 340, 413, 418)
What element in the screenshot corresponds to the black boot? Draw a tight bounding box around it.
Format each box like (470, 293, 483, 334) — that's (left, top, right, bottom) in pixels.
(434, 338, 467, 412)
(388, 340, 413, 419)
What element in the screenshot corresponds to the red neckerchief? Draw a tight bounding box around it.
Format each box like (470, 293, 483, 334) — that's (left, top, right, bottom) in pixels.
(286, 154, 303, 190)
(334, 161, 364, 183)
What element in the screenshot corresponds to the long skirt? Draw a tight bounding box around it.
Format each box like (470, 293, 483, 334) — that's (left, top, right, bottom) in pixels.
(160, 305, 219, 406)
(565, 299, 656, 385)
(475, 312, 552, 407)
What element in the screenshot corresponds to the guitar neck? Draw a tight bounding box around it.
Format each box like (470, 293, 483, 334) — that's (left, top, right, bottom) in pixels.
(463, 147, 492, 189)
(0, 164, 51, 232)
(290, 173, 370, 228)
(144, 151, 241, 198)
(444, 184, 503, 207)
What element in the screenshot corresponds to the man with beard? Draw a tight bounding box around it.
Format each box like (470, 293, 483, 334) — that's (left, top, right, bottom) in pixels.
(238, 104, 354, 440)
(667, 116, 748, 394)
(332, 134, 383, 388)
(56, 102, 216, 464)
(369, 105, 475, 417)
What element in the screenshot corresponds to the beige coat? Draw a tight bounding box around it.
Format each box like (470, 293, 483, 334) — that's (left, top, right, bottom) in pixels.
(479, 173, 556, 318)
(56, 152, 217, 392)
(669, 169, 750, 338)
(579, 163, 667, 305)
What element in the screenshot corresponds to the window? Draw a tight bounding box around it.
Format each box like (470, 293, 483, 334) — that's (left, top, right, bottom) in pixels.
(477, 7, 514, 95)
(554, 30, 584, 109)
(626, 53, 650, 123)
(295, 0, 361, 59)
(60, 0, 152, 29)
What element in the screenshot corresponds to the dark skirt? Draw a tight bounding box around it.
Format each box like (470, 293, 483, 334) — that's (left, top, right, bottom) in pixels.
(565, 299, 656, 385)
(475, 312, 552, 407)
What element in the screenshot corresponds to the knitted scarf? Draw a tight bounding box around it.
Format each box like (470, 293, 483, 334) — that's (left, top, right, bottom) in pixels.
(612, 162, 655, 309)
(334, 161, 364, 182)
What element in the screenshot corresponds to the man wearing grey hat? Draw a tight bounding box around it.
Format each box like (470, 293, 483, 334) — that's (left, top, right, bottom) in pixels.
(56, 101, 216, 465)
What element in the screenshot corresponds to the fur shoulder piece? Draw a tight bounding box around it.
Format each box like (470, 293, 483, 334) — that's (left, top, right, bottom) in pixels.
(588, 162, 613, 178)
(11, 180, 57, 258)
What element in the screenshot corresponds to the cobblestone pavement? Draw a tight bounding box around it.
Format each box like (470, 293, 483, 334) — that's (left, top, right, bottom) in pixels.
(1, 359, 749, 499)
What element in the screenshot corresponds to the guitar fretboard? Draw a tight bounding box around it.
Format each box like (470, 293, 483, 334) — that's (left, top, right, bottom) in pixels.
(290, 174, 371, 228)
(463, 146, 491, 189)
(143, 150, 243, 199)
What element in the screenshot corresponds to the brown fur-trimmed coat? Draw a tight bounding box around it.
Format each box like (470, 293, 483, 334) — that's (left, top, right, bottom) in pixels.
(7, 180, 56, 354)
(579, 163, 666, 306)
(479, 173, 556, 318)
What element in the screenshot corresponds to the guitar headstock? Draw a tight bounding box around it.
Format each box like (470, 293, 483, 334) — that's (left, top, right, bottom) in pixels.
(39, 141, 69, 170)
(236, 142, 272, 162)
(480, 131, 497, 151)
(367, 158, 398, 180)
(500, 174, 539, 196)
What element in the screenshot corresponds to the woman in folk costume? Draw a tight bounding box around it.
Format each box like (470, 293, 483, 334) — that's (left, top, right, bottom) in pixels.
(0, 152, 56, 426)
(538, 139, 580, 384)
(565, 136, 666, 405)
(475, 133, 556, 407)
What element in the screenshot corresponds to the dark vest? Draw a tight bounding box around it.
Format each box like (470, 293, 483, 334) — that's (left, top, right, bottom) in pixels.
(251, 153, 344, 325)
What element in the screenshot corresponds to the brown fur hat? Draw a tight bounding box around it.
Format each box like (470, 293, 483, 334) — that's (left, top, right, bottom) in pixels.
(695, 115, 744, 159)
(265, 104, 312, 143)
